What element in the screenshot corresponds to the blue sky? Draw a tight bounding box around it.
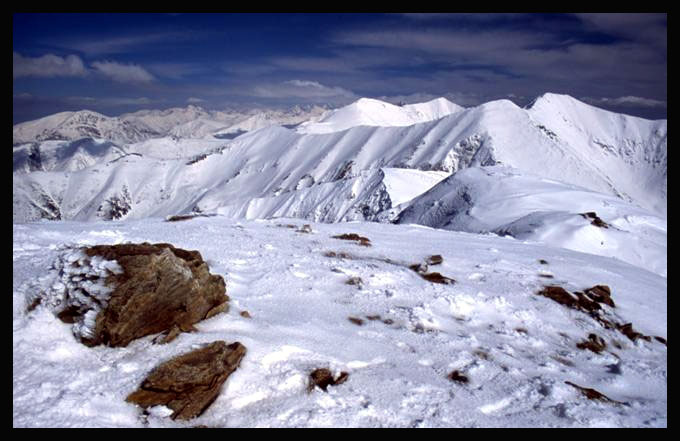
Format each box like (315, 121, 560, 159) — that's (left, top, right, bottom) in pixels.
(13, 13, 667, 123)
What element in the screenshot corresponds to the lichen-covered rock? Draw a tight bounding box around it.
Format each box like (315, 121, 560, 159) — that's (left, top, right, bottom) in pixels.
(35, 242, 229, 347)
(126, 341, 246, 420)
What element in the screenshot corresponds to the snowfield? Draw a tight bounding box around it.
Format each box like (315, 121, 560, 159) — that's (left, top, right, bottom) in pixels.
(13, 217, 666, 428)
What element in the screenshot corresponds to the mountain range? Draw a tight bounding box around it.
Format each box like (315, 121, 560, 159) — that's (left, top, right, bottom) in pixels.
(13, 93, 667, 275)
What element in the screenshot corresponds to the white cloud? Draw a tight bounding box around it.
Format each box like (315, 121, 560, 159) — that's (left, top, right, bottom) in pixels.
(91, 61, 155, 83)
(13, 52, 88, 78)
(252, 80, 356, 99)
(582, 96, 667, 109)
(186, 97, 205, 103)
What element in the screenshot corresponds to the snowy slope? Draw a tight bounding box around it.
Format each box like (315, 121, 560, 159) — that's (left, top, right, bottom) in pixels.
(13, 138, 127, 174)
(527, 93, 667, 216)
(296, 97, 463, 134)
(212, 105, 328, 137)
(13, 217, 667, 427)
(396, 166, 667, 277)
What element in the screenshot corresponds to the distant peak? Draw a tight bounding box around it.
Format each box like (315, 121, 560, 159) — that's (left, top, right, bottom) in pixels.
(527, 93, 585, 110)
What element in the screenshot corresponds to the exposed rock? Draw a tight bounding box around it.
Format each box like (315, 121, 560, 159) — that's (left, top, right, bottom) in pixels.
(580, 211, 609, 228)
(617, 323, 652, 343)
(576, 333, 607, 353)
(426, 255, 444, 266)
(345, 276, 364, 288)
(126, 341, 246, 420)
(564, 381, 626, 405)
(584, 285, 615, 308)
(83, 243, 228, 347)
(420, 272, 456, 285)
(240, 310, 252, 319)
(308, 368, 349, 392)
(37, 243, 229, 347)
(332, 233, 372, 247)
(348, 316, 365, 326)
(409, 262, 456, 285)
(447, 370, 469, 384)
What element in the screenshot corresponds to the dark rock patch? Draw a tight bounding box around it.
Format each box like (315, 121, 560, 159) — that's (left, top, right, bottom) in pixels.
(426, 255, 443, 266)
(332, 233, 372, 247)
(538, 274, 555, 279)
(308, 368, 349, 392)
(408, 262, 455, 285)
(420, 272, 456, 285)
(348, 316, 365, 326)
(538, 259, 549, 265)
(447, 370, 469, 384)
(576, 333, 607, 353)
(580, 212, 609, 228)
(240, 310, 252, 319)
(654, 336, 667, 346)
(617, 323, 652, 343)
(564, 381, 626, 405)
(126, 341, 246, 420)
(345, 276, 364, 287)
(584, 285, 615, 308)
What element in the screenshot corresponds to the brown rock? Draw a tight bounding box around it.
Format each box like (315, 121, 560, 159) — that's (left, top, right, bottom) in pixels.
(126, 341, 246, 420)
(420, 272, 456, 285)
(447, 370, 469, 384)
(308, 368, 350, 392)
(332, 233, 372, 247)
(564, 381, 625, 405)
(617, 323, 652, 342)
(584, 285, 615, 307)
(426, 255, 444, 266)
(576, 333, 607, 353)
(81, 243, 228, 347)
(537, 285, 579, 309)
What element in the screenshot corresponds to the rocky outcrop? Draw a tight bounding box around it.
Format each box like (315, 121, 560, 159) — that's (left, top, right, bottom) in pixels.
(83, 243, 228, 347)
(127, 341, 246, 420)
(38, 242, 229, 347)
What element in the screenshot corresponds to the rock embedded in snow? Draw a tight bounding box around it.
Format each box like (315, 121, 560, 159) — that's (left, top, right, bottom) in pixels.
(126, 341, 246, 420)
(308, 368, 349, 392)
(38, 242, 229, 347)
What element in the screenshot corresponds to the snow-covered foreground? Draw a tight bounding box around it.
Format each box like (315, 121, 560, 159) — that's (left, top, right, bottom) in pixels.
(13, 217, 666, 427)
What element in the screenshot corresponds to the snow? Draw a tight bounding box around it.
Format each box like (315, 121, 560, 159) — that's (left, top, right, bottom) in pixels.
(396, 166, 667, 277)
(296, 97, 463, 134)
(13, 216, 666, 427)
(12, 94, 667, 426)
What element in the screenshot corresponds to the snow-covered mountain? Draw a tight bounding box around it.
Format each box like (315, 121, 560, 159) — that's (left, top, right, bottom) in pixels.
(296, 97, 463, 134)
(13, 104, 329, 144)
(12, 110, 160, 145)
(12, 93, 668, 427)
(13, 94, 667, 276)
